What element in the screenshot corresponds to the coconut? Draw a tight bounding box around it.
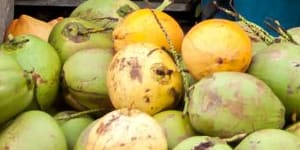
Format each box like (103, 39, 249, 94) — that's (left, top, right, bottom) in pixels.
(173, 136, 233, 150)
(0, 110, 68, 150)
(247, 42, 300, 118)
(54, 111, 94, 149)
(62, 48, 114, 111)
(153, 110, 196, 149)
(48, 17, 113, 63)
(112, 8, 184, 52)
(0, 34, 61, 110)
(235, 129, 300, 150)
(0, 55, 34, 125)
(74, 108, 167, 150)
(181, 19, 252, 80)
(70, 0, 139, 28)
(106, 42, 183, 115)
(188, 72, 285, 138)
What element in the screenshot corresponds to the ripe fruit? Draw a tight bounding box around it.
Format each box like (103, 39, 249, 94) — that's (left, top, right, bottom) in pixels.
(113, 8, 184, 52)
(182, 19, 252, 80)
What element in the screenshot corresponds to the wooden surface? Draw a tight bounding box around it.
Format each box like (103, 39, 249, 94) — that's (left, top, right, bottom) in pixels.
(0, 0, 14, 42)
(15, 0, 192, 12)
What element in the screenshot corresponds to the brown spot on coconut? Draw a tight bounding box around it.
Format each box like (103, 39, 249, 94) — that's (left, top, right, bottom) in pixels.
(188, 72, 285, 138)
(107, 43, 183, 115)
(74, 108, 167, 150)
(247, 42, 300, 119)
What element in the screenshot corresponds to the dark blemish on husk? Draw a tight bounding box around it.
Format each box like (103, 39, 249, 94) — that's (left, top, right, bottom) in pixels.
(4, 146, 9, 150)
(97, 114, 120, 134)
(131, 137, 137, 141)
(119, 58, 126, 70)
(144, 96, 150, 103)
(201, 91, 222, 112)
(169, 87, 181, 102)
(110, 58, 120, 71)
(147, 135, 152, 138)
(127, 57, 142, 83)
(145, 89, 150, 92)
(151, 63, 173, 85)
(216, 57, 223, 64)
(119, 143, 125, 147)
(224, 101, 245, 119)
(292, 61, 300, 68)
(62, 22, 90, 43)
(287, 85, 294, 94)
(194, 141, 214, 150)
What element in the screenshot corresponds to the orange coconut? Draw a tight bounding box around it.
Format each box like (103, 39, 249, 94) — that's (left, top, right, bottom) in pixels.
(4, 15, 63, 41)
(112, 8, 184, 52)
(182, 19, 252, 80)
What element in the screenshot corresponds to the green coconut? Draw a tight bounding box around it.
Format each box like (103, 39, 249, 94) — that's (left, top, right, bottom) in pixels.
(247, 42, 300, 118)
(0, 34, 61, 110)
(235, 129, 300, 150)
(173, 136, 233, 150)
(188, 72, 285, 138)
(0, 55, 34, 125)
(55, 111, 94, 150)
(62, 48, 114, 111)
(153, 110, 196, 149)
(70, 0, 140, 28)
(0, 110, 67, 150)
(48, 17, 113, 63)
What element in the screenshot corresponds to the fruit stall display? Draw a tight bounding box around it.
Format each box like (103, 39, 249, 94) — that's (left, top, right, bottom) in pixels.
(0, 0, 300, 150)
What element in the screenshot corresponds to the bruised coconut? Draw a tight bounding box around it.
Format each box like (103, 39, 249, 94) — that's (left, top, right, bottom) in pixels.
(48, 17, 113, 63)
(247, 42, 300, 118)
(74, 108, 168, 150)
(106, 43, 183, 115)
(235, 129, 300, 150)
(62, 48, 114, 111)
(188, 72, 285, 138)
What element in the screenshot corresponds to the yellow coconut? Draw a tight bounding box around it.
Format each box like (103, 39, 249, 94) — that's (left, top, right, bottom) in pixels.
(74, 108, 168, 150)
(112, 8, 184, 52)
(107, 42, 183, 115)
(182, 19, 252, 80)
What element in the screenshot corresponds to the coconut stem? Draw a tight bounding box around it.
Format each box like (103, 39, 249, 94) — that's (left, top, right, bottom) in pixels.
(150, 9, 191, 115)
(54, 108, 104, 120)
(213, 0, 275, 45)
(79, 28, 113, 35)
(264, 18, 299, 45)
(156, 0, 173, 11)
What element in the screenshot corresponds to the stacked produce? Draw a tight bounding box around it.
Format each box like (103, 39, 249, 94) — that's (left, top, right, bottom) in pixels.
(0, 0, 300, 149)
